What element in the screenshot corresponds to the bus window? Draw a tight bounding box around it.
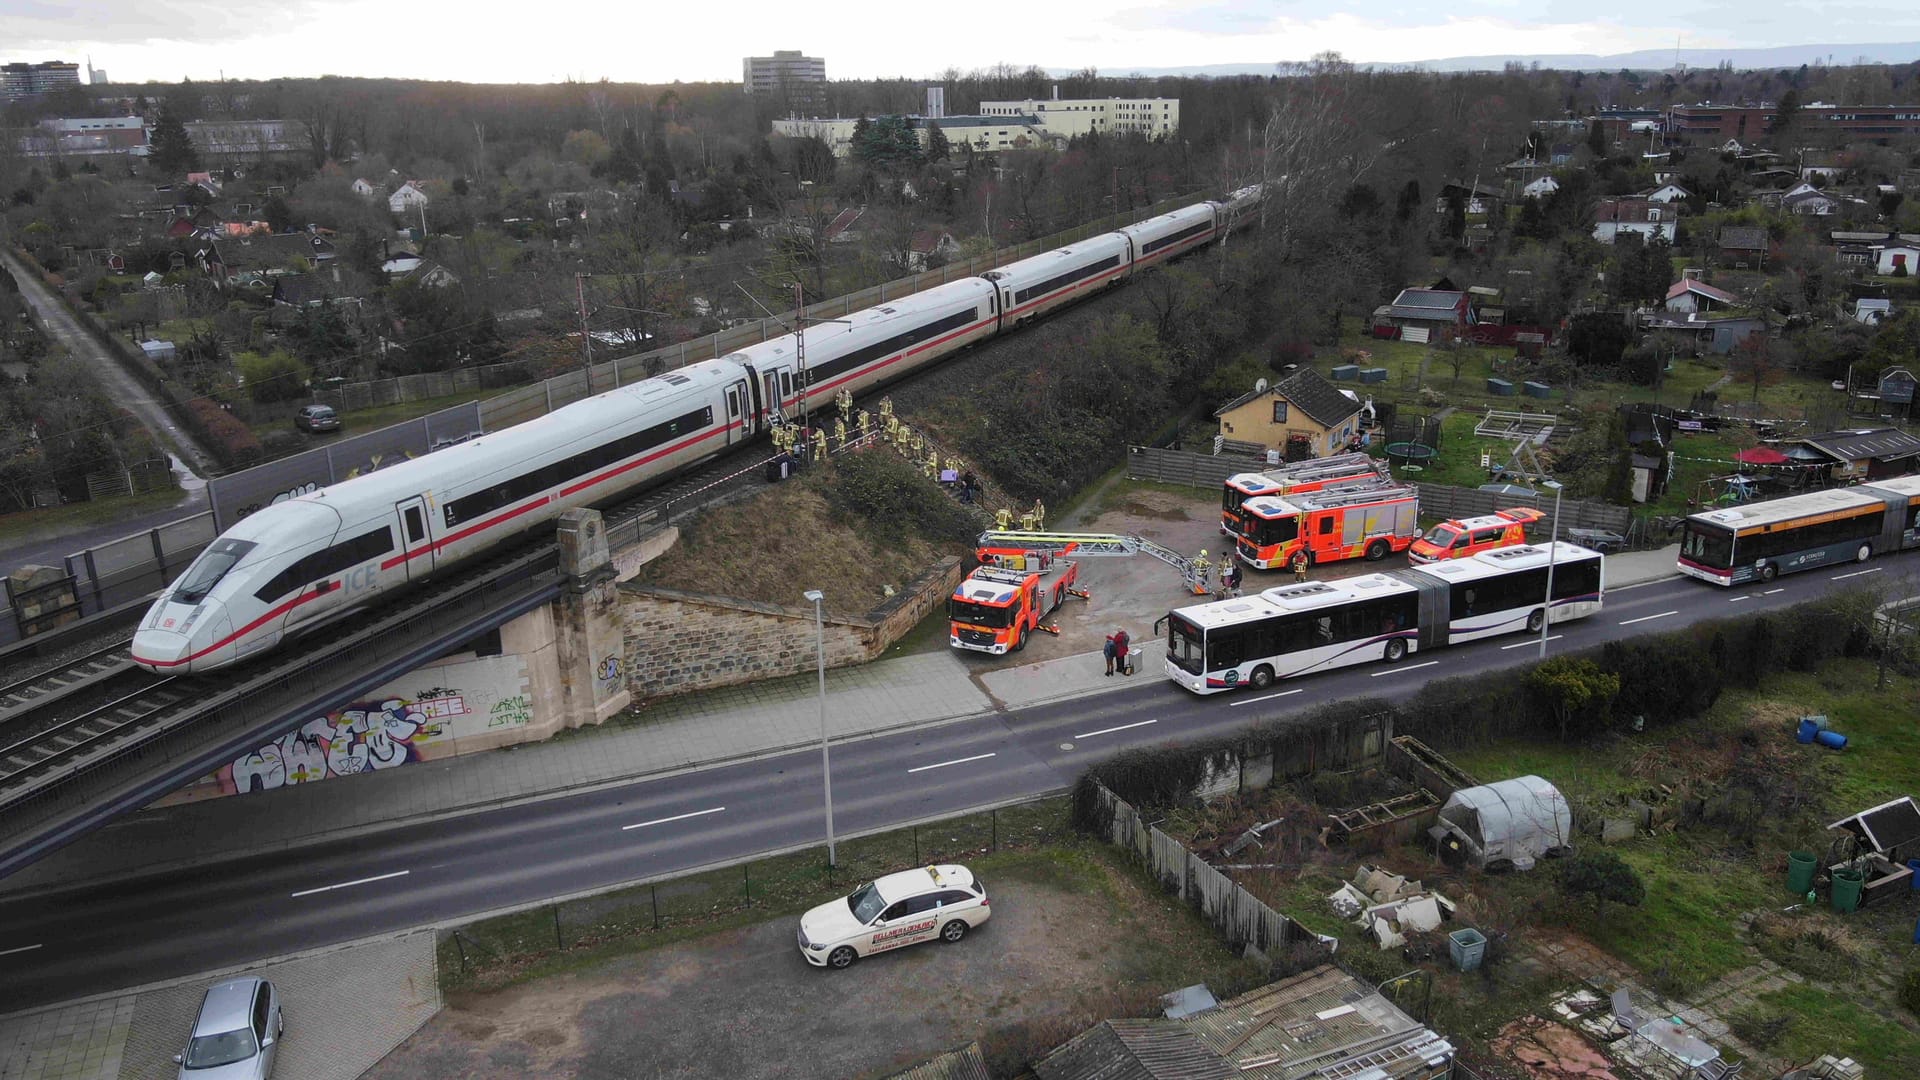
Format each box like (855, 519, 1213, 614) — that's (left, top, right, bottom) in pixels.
(1167, 616, 1205, 674)
(1681, 523, 1734, 568)
(1314, 616, 1333, 644)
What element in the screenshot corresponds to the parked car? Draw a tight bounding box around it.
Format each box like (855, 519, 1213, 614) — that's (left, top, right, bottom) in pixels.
(175, 976, 283, 1078)
(1408, 507, 1545, 564)
(293, 404, 341, 434)
(798, 864, 989, 969)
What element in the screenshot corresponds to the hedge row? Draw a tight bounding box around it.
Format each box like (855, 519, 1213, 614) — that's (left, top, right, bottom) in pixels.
(1073, 595, 1874, 818)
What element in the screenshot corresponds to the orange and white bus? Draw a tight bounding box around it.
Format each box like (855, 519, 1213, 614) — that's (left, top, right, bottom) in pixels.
(1236, 485, 1420, 569)
(1219, 453, 1391, 537)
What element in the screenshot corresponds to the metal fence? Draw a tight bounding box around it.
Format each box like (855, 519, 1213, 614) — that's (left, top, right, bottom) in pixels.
(1089, 782, 1315, 959)
(206, 402, 484, 531)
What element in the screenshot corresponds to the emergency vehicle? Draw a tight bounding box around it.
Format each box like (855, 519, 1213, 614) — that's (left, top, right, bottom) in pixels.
(1407, 507, 1545, 564)
(1236, 484, 1420, 569)
(1220, 453, 1391, 537)
(948, 547, 1084, 654)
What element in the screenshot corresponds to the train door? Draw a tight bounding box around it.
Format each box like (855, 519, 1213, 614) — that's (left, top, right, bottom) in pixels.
(725, 380, 748, 443)
(763, 369, 785, 423)
(395, 496, 434, 582)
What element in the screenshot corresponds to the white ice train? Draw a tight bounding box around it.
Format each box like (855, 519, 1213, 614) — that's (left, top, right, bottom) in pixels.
(132, 187, 1262, 673)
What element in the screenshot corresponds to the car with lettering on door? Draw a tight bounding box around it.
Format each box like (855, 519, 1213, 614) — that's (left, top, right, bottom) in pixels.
(797, 864, 989, 969)
(1407, 507, 1544, 565)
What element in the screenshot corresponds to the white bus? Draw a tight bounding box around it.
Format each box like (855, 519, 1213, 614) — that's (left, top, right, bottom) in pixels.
(1162, 542, 1605, 694)
(1677, 476, 1920, 586)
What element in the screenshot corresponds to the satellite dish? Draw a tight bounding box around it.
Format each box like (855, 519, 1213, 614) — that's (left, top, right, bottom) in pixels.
(1254, 378, 1268, 393)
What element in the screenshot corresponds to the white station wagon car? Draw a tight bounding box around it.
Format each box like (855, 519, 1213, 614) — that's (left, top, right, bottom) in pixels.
(798, 864, 990, 969)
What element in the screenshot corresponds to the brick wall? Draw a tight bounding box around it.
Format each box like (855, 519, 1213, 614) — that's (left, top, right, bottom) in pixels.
(618, 557, 963, 699)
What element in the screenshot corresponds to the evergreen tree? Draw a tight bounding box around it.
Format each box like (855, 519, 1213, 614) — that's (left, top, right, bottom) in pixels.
(148, 106, 199, 175)
(925, 121, 950, 163)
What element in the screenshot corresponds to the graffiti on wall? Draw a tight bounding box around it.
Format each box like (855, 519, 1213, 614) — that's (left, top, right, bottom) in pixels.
(174, 653, 535, 801)
(596, 654, 622, 699)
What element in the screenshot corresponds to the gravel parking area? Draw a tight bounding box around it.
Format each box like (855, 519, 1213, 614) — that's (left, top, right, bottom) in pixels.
(366, 852, 1258, 1080)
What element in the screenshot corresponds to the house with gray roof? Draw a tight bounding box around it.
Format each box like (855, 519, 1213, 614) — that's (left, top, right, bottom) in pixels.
(1375, 287, 1473, 341)
(1214, 367, 1364, 457)
(1798, 426, 1920, 482)
(1718, 226, 1771, 269)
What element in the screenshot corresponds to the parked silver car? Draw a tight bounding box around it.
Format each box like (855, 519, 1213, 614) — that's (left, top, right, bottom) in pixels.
(175, 977, 283, 1079)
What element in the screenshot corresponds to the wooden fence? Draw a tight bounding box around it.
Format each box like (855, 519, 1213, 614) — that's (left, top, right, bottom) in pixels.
(1092, 782, 1316, 959)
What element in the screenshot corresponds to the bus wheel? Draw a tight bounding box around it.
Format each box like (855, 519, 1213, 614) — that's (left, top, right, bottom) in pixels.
(1526, 609, 1545, 634)
(1364, 539, 1390, 561)
(1248, 665, 1275, 690)
(1384, 638, 1407, 663)
(1856, 543, 1872, 563)
(1759, 563, 1778, 583)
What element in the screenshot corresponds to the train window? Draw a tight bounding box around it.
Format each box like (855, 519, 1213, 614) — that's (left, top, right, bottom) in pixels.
(443, 405, 715, 527)
(174, 539, 258, 604)
(403, 506, 425, 544)
(252, 528, 394, 604)
(727, 390, 740, 418)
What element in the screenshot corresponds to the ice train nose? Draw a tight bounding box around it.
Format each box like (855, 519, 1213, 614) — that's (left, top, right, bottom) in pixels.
(130, 608, 234, 673)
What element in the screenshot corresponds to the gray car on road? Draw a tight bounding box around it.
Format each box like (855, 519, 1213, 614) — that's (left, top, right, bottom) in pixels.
(175, 976, 283, 1079)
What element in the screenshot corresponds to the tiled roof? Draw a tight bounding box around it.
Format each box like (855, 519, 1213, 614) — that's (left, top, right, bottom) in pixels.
(1719, 226, 1769, 251)
(885, 1042, 992, 1080)
(824, 205, 865, 239)
(1666, 279, 1739, 305)
(1595, 198, 1664, 223)
(1273, 366, 1361, 428)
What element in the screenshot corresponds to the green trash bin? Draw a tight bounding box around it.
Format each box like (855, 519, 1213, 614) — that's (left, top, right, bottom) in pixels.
(1831, 868, 1865, 913)
(1786, 851, 1817, 895)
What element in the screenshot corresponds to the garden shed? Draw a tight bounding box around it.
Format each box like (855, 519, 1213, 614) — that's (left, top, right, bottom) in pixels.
(1431, 775, 1571, 871)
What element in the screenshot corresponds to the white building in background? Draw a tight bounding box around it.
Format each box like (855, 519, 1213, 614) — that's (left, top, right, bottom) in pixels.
(771, 114, 1050, 158)
(743, 50, 825, 94)
(978, 93, 1180, 139)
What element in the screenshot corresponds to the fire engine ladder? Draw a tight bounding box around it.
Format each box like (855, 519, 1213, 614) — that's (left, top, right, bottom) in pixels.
(1292, 483, 1417, 510)
(1265, 452, 1385, 483)
(976, 531, 1194, 572)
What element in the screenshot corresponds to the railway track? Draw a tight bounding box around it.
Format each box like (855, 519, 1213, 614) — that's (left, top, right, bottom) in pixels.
(0, 640, 134, 723)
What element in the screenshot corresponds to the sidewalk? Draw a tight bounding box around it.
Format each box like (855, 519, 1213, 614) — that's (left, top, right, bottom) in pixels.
(0, 547, 1682, 899)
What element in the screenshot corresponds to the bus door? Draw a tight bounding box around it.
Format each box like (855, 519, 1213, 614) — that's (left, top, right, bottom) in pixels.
(395, 496, 434, 582)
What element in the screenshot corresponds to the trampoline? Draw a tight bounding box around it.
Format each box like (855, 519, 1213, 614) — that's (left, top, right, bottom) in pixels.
(1385, 442, 1437, 469)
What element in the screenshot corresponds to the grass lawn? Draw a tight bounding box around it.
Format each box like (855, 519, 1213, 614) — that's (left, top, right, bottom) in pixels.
(1759, 982, 1920, 1075)
(0, 486, 192, 548)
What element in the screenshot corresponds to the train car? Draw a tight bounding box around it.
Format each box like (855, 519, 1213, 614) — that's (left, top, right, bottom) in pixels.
(720, 279, 998, 424)
(131, 360, 745, 673)
(982, 232, 1132, 329)
(1117, 203, 1218, 273)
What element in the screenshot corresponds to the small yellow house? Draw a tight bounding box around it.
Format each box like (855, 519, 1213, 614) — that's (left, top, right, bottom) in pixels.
(1214, 367, 1363, 456)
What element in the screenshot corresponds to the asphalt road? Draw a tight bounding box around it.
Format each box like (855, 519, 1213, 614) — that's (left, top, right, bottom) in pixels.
(0, 551, 1912, 1010)
(0, 249, 216, 479)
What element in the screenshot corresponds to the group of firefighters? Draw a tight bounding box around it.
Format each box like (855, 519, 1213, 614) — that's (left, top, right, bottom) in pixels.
(1186, 545, 1307, 598)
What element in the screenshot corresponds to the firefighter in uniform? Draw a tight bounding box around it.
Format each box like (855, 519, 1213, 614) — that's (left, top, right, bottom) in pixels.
(1189, 549, 1212, 595)
(1291, 548, 1310, 582)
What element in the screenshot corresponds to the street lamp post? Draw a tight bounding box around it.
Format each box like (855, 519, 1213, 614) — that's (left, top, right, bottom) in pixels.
(803, 589, 836, 867)
(1538, 480, 1564, 659)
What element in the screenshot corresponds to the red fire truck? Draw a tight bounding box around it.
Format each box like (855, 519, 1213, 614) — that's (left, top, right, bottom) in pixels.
(948, 548, 1084, 655)
(1235, 484, 1421, 569)
(1219, 453, 1391, 537)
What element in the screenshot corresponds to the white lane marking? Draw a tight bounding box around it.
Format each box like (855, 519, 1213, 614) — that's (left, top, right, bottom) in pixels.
(621, 806, 727, 832)
(290, 869, 410, 899)
(1503, 635, 1560, 650)
(908, 753, 997, 774)
(1619, 610, 1677, 626)
(0, 943, 43, 957)
(1763, 588, 1785, 595)
(1370, 661, 1438, 677)
(1076, 719, 1158, 738)
(1831, 568, 1882, 581)
(1231, 689, 1305, 707)
(1727, 596, 1751, 603)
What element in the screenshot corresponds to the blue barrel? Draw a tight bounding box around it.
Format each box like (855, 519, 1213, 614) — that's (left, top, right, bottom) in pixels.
(1906, 859, 1920, 889)
(1816, 729, 1848, 750)
(1796, 719, 1819, 743)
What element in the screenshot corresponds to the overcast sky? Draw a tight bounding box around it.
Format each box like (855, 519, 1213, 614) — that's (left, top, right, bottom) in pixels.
(6, 0, 1917, 85)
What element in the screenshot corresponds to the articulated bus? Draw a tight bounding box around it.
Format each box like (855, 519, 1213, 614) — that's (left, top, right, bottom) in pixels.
(1163, 542, 1605, 693)
(1677, 476, 1920, 586)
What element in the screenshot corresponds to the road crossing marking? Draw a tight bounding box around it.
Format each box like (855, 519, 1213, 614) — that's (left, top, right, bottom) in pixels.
(1370, 661, 1438, 677)
(1075, 719, 1158, 738)
(621, 806, 727, 832)
(908, 753, 997, 774)
(1231, 688, 1304, 707)
(1619, 610, 1677, 625)
(290, 869, 410, 899)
